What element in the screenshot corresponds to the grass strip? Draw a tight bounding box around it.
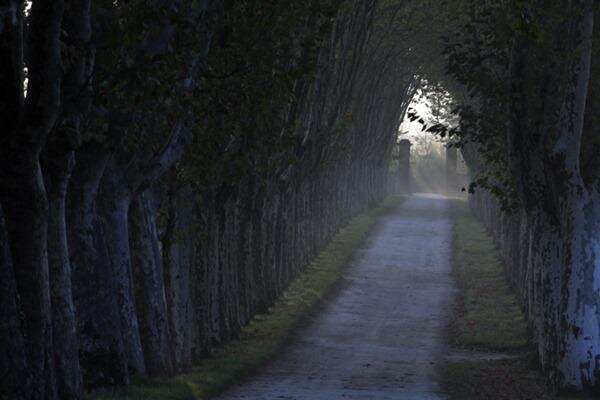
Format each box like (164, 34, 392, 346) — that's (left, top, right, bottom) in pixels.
(448, 199, 528, 352)
(441, 200, 588, 400)
(90, 195, 406, 400)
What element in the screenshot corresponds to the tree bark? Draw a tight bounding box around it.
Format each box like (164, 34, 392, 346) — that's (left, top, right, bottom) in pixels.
(98, 161, 146, 376)
(43, 141, 82, 399)
(0, 204, 29, 399)
(130, 189, 173, 376)
(41, 0, 93, 395)
(557, 194, 600, 390)
(163, 182, 194, 372)
(0, 1, 64, 398)
(68, 144, 129, 388)
(0, 153, 57, 400)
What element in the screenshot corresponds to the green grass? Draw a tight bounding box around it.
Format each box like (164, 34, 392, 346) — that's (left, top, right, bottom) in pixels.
(441, 355, 553, 400)
(442, 200, 591, 400)
(448, 200, 528, 352)
(89, 195, 406, 400)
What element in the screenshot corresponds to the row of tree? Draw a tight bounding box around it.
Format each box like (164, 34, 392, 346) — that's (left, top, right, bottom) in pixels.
(441, 0, 600, 393)
(0, 1, 424, 398)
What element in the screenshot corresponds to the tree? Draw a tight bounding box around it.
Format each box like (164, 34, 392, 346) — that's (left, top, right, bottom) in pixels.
(0, 1, 65, 398)
(443, 0, 600, 391)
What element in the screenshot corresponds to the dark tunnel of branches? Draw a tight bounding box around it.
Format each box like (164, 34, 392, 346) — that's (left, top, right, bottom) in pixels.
(1, 0, 600, 398)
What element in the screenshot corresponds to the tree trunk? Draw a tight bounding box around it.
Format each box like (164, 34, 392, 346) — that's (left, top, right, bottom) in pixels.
(43, 141, 82, 399)
(553, 4, 598, 391)
(68, 145, 129, 387)
(98, 164, 146, 376)
(0, 204, 29, 399)
(0, 154, 57, 400)
(557, 194, 600, 391)
(130, 189, 173, 376)
(163, 183, 194, 372)
(0, 0, 65, 396)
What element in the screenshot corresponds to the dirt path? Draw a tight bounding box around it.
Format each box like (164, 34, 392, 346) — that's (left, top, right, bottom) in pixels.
(216, 194, 455, 400)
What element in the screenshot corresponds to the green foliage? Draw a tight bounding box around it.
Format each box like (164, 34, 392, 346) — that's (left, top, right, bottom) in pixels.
(90, 0, 214, 151)
(182, 0, 341, 188)
(438, 2, 520, 209)
(436, 1, 600, 209)
(88, 196, 406, 400)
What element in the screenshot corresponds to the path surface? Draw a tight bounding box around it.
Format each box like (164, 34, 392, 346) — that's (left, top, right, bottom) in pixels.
(217, 194, 455, 400)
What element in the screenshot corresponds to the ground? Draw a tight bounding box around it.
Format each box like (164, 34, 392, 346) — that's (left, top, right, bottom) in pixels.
(216, 194, 454, 399)
(89, 196, 406, 400)
(441, 200, 593, 400)
(92, 194, 586, 400)
(441, 200, 551, 400)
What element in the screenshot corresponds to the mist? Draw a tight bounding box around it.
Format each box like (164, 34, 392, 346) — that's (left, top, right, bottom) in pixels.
(399, 92, 467, 197)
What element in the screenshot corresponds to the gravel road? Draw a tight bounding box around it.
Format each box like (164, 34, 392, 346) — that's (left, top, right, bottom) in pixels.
(216, 194, 454, 400)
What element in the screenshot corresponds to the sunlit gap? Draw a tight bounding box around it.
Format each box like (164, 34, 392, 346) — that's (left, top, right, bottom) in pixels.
(399, 88, 467, 197)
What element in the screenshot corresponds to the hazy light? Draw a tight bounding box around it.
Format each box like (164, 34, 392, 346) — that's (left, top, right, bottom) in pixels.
(399, 91, 449, 194)
(399, 92, 444, 154)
